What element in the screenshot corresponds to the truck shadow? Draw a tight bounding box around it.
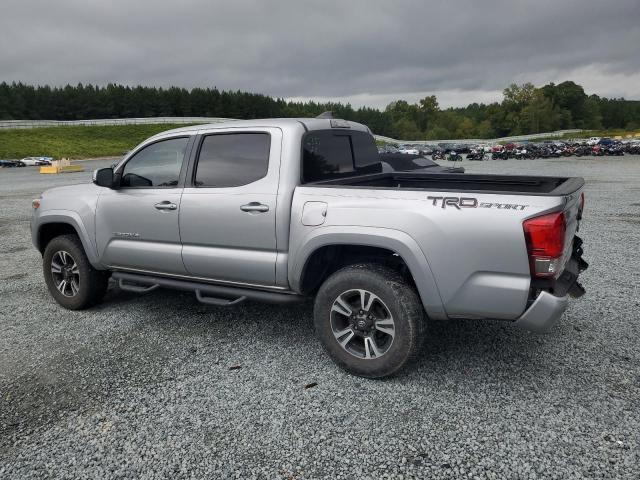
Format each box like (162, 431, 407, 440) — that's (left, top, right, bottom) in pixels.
(104, 285, 561, 387)
(102, 285, 554, 377)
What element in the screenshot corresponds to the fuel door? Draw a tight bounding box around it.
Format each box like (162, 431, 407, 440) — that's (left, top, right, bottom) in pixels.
(301, 201, 328, 226)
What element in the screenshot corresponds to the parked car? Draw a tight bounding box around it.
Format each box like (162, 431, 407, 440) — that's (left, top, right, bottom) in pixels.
(431, 149, 445, 161)
(466, 149, 486, 161)
(20, 156, 53, 166)
(377, 145, 399, 154)
(31, 117, 588, 378)
(447, 150, 462, 161)
(453, 144, 472, 154)
(0, 159, 26, 168)
(398, 145, 420, 155)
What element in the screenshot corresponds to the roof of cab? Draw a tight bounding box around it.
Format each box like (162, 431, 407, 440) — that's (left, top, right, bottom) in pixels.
(148, 118, 370, 141)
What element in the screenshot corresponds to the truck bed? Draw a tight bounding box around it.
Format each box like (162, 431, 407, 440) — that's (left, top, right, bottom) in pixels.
(311, 172, 584, 196)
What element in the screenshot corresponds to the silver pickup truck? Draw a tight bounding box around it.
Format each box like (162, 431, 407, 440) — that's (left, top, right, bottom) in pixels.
(31, 117, 588, 377)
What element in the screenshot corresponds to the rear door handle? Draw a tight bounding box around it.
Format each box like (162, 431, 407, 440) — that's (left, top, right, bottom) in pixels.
(154, 201, 177, 211)
(240, 202, 269, 213)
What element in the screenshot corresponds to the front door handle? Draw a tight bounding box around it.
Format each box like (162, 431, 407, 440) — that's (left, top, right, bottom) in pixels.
(154, 201, 177, 211)
(240, 202, 269, 213)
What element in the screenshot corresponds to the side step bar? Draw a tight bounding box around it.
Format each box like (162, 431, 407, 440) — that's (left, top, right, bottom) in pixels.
(112, 272, 305, 306)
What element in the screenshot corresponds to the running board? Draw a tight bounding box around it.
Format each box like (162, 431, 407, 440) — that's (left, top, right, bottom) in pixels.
(112, 272, 305, 306)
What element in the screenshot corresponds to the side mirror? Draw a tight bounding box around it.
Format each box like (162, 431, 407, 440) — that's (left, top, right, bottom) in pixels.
(93, 168, 115, 188)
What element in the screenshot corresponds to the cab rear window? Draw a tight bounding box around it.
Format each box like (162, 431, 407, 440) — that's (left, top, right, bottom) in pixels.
(302, 130, 380, 183)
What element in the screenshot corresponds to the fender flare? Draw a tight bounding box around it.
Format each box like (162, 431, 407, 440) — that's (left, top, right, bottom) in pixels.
(289, 226, 447, 320)
(34, 210, 102, 268)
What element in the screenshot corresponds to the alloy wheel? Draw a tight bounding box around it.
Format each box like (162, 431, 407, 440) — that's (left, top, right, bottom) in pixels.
(50, 250, 80, 297)
(330, 289, 395, 359)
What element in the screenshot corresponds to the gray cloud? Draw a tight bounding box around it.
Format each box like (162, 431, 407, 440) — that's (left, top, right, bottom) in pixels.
(1, 0, 639, 108)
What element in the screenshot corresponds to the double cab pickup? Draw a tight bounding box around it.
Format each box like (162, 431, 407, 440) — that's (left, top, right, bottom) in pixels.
(31, 117, 587, 377)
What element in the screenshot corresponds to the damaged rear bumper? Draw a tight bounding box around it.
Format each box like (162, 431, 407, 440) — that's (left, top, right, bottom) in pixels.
(514, 236, 588, 332)
(513, 291, 569, 332)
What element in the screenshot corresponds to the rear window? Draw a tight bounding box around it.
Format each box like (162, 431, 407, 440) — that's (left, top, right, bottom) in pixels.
(302, 130, 380, 183)
(351, 132, 380, 168)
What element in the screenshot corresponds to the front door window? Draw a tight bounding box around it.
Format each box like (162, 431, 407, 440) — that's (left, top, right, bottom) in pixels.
(121, 137, 189, 188)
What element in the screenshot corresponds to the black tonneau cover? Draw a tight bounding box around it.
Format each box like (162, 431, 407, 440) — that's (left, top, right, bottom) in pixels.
(310, 172, 585, 196)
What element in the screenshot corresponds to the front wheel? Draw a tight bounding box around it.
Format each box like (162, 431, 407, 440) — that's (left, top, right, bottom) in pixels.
(43, 234, 109, 310)
(314, 264, 426, 378)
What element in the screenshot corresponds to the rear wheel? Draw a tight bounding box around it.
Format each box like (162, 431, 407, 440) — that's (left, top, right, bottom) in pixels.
(43, 234, 109, 310)
(314, 263, 426, 378)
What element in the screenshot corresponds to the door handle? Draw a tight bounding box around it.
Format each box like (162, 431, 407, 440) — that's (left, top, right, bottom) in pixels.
(154, 201, 177, 211)
(240, 202, 269, 213)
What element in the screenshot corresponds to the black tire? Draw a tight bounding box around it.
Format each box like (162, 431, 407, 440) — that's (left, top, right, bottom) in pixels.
(313, 263, 426, 378)
(43, 234, 109, 310)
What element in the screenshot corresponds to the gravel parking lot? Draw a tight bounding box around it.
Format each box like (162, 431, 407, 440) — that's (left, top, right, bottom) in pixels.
(1, 156, 639, 479)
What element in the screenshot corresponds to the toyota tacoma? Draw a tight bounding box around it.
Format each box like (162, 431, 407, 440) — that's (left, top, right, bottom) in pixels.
(31, 117, 588, 377)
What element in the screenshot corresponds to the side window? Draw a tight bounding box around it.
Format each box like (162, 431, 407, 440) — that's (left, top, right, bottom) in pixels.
(194, 133, 270, 187)
(121, 137, 189, 188)
(302, 131, 354, 182)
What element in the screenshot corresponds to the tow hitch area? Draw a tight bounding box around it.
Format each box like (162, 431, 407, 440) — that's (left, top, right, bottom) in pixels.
(557, 236, 588, 298)
(569, 282, 586, 298)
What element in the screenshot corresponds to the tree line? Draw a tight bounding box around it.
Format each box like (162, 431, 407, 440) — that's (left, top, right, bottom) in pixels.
(0, 81, 638, 140)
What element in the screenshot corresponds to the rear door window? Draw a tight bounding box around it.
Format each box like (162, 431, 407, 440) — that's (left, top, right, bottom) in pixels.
(194, 133, 271, 187)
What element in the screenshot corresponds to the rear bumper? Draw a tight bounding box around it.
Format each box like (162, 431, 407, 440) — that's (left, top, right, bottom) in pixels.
(513, 291, 569, 332)
(514, 235, 588, 332)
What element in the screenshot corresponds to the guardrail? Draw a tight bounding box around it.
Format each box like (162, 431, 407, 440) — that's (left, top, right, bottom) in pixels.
(373, 129, 585, 145)
(0, 117, 232, 129)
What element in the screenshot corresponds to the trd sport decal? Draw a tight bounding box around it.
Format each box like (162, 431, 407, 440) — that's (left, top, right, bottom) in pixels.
(427, 196, 528, 210)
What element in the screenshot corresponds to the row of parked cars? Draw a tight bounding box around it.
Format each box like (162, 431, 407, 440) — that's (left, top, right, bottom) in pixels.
(0, 156, 53, 168)
(379, 138, 640, 162)
(467, 140, 632, 161)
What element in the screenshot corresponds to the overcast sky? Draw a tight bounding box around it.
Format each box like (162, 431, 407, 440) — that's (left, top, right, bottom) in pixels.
(2, 0, 639, 108)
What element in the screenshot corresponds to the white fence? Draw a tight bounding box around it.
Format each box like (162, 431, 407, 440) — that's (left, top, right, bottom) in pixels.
(0, 117, 232, 129)
(373, 129, 584, 145)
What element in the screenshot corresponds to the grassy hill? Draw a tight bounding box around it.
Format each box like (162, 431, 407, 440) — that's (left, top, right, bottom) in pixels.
(0, 123, 199, 159)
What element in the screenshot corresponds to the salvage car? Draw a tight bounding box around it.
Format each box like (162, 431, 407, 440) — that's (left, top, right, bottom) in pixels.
(31, 117, 588, 378)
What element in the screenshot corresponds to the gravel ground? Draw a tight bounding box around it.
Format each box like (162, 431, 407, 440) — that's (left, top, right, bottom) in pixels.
(0, 156, 638, 479)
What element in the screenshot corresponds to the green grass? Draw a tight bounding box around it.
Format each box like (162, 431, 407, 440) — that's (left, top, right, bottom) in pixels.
(0, 123, 202, 159)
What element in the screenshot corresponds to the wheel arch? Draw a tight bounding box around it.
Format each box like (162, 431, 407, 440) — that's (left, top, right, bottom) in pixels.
(290, 226, 447, 320)
(35, 212, 101, 268)
(37, 222, 78, 253)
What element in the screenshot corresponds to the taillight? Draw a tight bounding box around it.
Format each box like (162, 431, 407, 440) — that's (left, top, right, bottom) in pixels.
(523, 212, 566, 278)
(579, 192, 585, 213)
